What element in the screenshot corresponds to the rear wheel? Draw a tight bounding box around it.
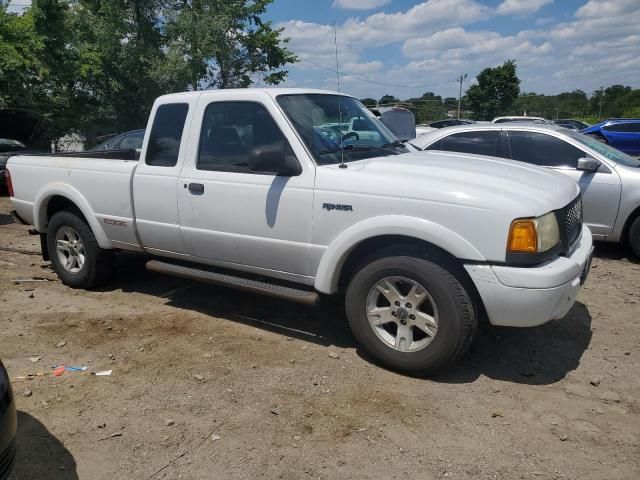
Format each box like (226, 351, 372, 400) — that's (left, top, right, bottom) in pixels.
(345, 253, 476, 375)
(47, 210, 114, 288)
(628, 216, 640, 258)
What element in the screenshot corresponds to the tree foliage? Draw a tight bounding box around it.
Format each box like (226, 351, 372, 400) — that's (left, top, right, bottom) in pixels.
(0, 0, 295, 147)
(466, 60, 520, 120)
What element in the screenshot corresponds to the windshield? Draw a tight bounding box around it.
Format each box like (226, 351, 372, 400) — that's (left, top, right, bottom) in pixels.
(566, 130, 640, 167)
(276, 94, 407, 165)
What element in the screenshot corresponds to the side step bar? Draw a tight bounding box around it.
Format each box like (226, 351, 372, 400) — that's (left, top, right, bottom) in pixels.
(146, 260, 320, 306)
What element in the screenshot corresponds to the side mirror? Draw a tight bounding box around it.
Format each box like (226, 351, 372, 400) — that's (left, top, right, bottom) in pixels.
(577, 157, 600, 172)
(248, 145, 302, 176)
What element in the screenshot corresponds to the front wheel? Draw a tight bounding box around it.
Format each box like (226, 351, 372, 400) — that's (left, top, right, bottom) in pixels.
(628, 216, 640, 258)
(345, 254, 476, 375)
(47, 210, 115, 289)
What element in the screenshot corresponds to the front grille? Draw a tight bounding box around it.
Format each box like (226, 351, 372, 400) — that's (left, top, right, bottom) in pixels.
(0, 439, 16, 480)
(556, 195, 583, 254)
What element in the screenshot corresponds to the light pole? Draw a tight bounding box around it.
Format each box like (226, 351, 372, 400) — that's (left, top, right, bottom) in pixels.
(457, 73, 467, 119)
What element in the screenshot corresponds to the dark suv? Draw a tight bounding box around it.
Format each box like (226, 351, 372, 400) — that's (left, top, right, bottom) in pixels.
(0, 359, 16, 480)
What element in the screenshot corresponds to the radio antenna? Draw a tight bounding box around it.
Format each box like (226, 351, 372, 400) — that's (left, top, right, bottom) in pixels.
(334, 21, 347, 169)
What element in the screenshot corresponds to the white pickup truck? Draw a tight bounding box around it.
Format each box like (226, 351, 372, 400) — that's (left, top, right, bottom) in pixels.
(7, 88, 593, 374)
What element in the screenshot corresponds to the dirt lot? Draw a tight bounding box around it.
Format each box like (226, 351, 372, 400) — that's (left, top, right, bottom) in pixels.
(1, 196, 639, 480)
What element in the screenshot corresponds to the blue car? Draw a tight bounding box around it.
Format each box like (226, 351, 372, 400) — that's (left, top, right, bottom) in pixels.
(581, 119, 640, 155)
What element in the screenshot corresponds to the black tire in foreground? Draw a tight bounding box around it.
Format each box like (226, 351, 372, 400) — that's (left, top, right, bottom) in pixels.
(47, 209, 115, 289)
(629, 215, 640, 258)
(345, 253, 477, 375)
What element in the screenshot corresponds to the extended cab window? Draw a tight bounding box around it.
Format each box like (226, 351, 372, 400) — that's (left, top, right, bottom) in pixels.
(145, 103, 189, 167)
(430, 131, 501, 157)
(507, 131, 584, 168)
(197, 101, 294, 172)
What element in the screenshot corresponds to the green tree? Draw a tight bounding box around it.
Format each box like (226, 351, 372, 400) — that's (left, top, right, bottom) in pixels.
(442, 97, 457, 110)
(360, 98, 377, 107)
(0, 2, 45, 110)
(379, 94, 399, 105)
(0, 0, 296, 147)
(159, 0, 296, 90)
(466, 60, 520, 120)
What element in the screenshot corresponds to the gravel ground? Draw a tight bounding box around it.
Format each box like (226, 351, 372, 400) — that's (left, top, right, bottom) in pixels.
(1, 195, 639, 480)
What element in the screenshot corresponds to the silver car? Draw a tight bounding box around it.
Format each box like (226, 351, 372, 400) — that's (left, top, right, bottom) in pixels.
(412, 123, 640, 256)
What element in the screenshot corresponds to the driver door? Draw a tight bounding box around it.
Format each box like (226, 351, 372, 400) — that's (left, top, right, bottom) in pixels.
(176, 95, 315, 279)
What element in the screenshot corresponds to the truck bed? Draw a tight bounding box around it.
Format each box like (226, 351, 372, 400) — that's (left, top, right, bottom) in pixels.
(8, 152, 141, 249)
(19, 149, 140, 161)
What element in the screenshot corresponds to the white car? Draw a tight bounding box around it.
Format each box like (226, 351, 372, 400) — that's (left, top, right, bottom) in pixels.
(7, 88, 593, 374)
(412, 123, 640, 255)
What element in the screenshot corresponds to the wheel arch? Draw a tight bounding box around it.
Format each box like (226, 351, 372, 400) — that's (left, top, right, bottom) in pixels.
(33, 183, 112, 249)
(313, 216, 485, 295)
(621, 203, 640, 247)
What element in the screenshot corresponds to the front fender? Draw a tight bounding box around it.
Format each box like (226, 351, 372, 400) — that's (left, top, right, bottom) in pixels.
(314, 215, 485, 294)
(33, 182, 112, 249)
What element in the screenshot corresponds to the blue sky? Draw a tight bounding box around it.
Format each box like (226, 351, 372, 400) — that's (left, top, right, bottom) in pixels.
(8, 0, 640, 100)
(263, 0, 640, 100)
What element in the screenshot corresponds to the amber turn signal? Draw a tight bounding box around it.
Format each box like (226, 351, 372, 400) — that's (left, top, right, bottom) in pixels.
(508, 220, 537, 253)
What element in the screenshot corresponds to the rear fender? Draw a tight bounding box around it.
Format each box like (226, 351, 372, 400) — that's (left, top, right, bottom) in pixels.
(33, 182, 112, 249)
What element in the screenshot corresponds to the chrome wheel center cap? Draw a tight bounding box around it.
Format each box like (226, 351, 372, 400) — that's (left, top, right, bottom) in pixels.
(396, 308, 409, 320)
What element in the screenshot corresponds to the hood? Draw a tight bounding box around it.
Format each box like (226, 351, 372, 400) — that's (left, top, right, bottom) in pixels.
(324, 151, 580, 217)
(581, 121, 606, 133)
(0, 109, 43, 145)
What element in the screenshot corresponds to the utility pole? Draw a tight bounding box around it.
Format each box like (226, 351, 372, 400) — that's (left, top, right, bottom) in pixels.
(457, 74, 467, 119)
(598, 86, 604, 119)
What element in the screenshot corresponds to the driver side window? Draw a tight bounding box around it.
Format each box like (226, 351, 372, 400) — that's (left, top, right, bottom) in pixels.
(197, 101, 295, 172)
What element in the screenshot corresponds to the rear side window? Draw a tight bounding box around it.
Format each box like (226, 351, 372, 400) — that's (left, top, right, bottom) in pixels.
(145, 103, 189, 167)
(437, 131, 501, 157)
(603, 122, 640, 133)
(197, 101, 294, 172)
(507, 131, 584, 168)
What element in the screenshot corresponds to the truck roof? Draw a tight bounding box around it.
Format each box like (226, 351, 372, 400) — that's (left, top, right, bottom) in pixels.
(156, 88, 349, 102)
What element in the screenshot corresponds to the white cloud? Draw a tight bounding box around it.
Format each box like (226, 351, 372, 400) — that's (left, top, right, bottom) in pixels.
(332, 0, 390, 10)
(280, 0, 640, 100)
(342, 60, 384, 74)
(496, 0, 553, 16)
(576, 0, 639, 19)
(340, 0, 490, 45)
(403, 28, 552, 60)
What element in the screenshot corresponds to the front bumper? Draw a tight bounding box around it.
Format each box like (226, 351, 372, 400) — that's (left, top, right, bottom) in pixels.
(465, 226, 593, 327)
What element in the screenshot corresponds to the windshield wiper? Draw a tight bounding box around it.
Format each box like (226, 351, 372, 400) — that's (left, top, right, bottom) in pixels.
(318, 144, 374, 155)
(381, 140, 406, 148)
(319, 143, 405, 155)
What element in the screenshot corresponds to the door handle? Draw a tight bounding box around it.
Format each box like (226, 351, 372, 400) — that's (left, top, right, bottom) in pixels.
(188, 183, 204, 195)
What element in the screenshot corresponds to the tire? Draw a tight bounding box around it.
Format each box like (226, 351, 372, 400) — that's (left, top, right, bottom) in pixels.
(47, 209, 114, 289)
(345, 252, 476, 375)
(629, 216, 640, 258)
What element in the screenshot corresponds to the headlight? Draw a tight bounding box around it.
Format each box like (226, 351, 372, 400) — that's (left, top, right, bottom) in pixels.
(508, 212, 560, 254)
